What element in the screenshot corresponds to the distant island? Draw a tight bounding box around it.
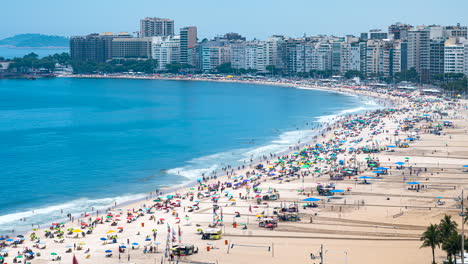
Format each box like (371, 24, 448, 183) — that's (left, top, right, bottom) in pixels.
(0, 34, 69, 48)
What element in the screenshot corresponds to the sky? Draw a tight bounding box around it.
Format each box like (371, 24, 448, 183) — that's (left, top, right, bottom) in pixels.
(2, 0, 468, 40)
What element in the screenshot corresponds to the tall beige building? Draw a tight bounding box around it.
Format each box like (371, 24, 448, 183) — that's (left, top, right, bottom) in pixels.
(140, 17, 175, 37)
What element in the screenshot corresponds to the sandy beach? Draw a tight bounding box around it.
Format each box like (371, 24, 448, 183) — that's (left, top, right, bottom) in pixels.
(1, 77, 466, 264)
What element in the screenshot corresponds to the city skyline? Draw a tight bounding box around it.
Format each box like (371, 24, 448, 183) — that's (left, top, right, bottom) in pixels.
(2, 0, 468, 40)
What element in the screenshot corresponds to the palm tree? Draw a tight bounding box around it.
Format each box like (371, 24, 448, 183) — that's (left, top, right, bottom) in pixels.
(442, 231, 461, 264)
(439, 215, 458, 242)
(421, 224, 441, 264)
(438, 215, 459, 262)
(463, 208, 468, 224)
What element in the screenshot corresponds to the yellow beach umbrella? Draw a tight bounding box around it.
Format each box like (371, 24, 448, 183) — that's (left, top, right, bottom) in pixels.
(72, 229, 82, 233)
(256, 215, 263, 218)
(106, 230, 116, 234)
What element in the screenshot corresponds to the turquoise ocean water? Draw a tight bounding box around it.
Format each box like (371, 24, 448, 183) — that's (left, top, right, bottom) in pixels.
(0, 78, 379, 234)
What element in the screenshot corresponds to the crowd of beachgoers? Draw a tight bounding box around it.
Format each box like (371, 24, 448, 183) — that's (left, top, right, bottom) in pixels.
(1, 77, 466, 264)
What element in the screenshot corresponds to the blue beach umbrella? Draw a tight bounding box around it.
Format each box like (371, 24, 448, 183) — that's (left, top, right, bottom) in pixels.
(376, 167, 389, 170)
(132, 242, 139, 245)
(100, 238, 107, 241)
(395, 162, 405, 165)
(372, 170, 384, 174)
(358, 176, 374, 179)
(387, 145, 396, 148)
(105, 250, 112, 253)
(330, 189, 344, 193)
(406, 182, 420, 185)
(120, 245, 126, 248)
(302, 197, 321, 202)
(463, 165, 468, 168)
(145, 238, 151, 241)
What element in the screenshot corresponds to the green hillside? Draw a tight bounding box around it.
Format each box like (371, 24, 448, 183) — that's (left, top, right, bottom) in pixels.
(0, 34, 69, 48)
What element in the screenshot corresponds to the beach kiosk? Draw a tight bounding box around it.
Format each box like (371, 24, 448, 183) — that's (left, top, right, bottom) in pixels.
(172, 244, 197, 256)
(259, 217, 278, 228)
(201, 228, 222, 240)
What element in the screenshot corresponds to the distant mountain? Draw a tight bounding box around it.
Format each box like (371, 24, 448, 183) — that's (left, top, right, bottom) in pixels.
(0, 34, 69, 48)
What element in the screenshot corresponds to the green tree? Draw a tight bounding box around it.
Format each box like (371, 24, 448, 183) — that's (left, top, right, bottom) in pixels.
(266, 65, 276, 75)
(215, 63, 234, 74)
(439, 215, 459, 262)
(421, 224, 441, 264)
(442, 231, 461, 264)
(395, 68, 419, 82)
(344, 70, 365, 79)
(165, 63, 185, 73)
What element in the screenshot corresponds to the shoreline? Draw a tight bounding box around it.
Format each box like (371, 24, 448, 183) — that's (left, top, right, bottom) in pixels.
(0, 77, 461, 264)
(1, 76, 392, 236)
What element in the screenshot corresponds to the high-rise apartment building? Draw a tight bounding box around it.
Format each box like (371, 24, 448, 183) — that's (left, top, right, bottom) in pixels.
(429, 39, 445, 75)
(443, 24, 468, 38)
(70, 33, 132, 62)
(140, 17, 175, 37)
(180, 27, 197, 65)
(444, 37, 468, 74)
(389, 23, 413, 40)
(152, 36, 181, 70)
(407, 28, 430, 74)
(111, 37, 153, 59)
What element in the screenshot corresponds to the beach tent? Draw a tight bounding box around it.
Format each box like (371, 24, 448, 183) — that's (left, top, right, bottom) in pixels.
(302, 197, 321, 202)
(406, 182, 420, 185)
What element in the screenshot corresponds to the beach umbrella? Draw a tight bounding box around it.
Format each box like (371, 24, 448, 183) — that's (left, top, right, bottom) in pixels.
(1, 249, 8, 252)
(154, 242, 161, 245)
(395, 162, 405, 165)
(302, 197, 321, 202)
(387, 145, 396, 148)
(6, 239, 13, 242)
(72, 229, 82, 233)
(106, 230, 116, 234)
(372, 170, 384, 174)
(51, 253, 58, 256)
(120, 245, 127, 248)
(329, 189, 344, 193)
(406, 182, 420, 185)
(436, 196, 443, 199)
(65, 245, 72, 248)
(16, 255, 23, 258)
(256, 215, 263, 218)
(79, 242, 86, 245)
(117, 227, 124, 229)
(463, 165, 468, 168)
(105, 250, 112, 253)
(100, 237, 107, 241)
(132, 242, 139, 245)
(0, 238, 5, 241)
(358, 176, 374, 179)
(376, 167, 389, 170)
(145, 238, 152, 241)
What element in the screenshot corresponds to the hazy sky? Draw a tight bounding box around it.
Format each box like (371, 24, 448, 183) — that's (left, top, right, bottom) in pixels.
(2, 0, 468, 40)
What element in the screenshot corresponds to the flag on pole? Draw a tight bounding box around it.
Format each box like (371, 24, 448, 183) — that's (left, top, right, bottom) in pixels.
(178, 225, 182, 243)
